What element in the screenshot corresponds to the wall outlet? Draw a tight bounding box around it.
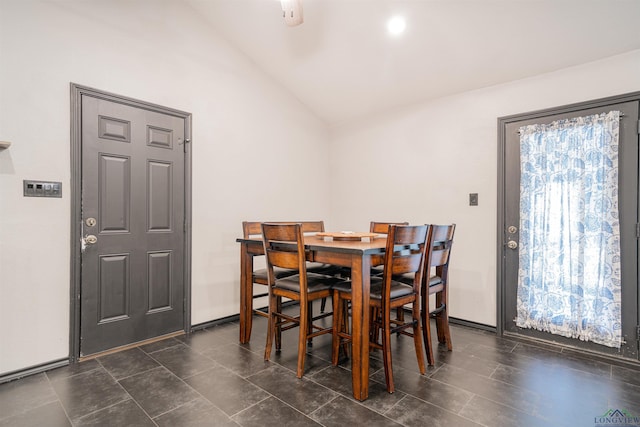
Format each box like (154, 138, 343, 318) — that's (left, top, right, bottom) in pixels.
(469, 193, 478, 206)
(23, 180, 62, 198)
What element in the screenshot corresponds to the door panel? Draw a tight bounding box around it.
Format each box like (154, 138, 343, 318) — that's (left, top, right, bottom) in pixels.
(80, 95, 186, 356)
(99, 154, 130, 232)
(502, 100, 639, 359)
(148, 251, 172, 312)
(98, 254, 129, 322)
(148, 160, 173, 231)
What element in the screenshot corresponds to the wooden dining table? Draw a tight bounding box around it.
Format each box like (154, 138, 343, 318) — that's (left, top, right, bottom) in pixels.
(236, 234, 387, 401)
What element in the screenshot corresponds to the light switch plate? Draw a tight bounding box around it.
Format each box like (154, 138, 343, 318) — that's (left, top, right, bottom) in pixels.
(23, 180, 62, 198)
(469, 193, 478, 206)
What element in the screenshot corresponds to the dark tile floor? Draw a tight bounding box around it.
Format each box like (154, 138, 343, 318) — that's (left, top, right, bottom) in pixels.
(2, 305, 640, 427)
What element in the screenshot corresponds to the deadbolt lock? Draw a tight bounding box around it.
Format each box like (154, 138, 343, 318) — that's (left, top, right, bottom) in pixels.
(508, 226, 517, 234)
(85, 217, 97, 227)
(85, 235, 98, 245)
(507, 240, 518, 249)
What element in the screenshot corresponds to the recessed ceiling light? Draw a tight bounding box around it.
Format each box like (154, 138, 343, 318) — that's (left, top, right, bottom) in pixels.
(387, 16, 406, 35)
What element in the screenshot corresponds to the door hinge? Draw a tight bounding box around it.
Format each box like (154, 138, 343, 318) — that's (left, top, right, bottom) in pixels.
(636, 223, 640, 239)
(637, 325, 640, 341)
(637, 119, 640, 135)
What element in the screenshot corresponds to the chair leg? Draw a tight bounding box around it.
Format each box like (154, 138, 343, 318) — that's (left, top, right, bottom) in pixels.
(331, 291, 342, 366)
(411, 300, 426, 375)
(434, 292, 444, 343)
(435, 291, 452, 350)
(297, 298, 309, 378)
(320, 297, 327, 313)
(342, 300, 350, 360)
(421, 289, 435, 366)
(264, 292, 276, 361)
(381, 305, 395, 393)
(307, 301, 314, 346)
(370, 306, 380, 345)
(275, 296, 282, 351)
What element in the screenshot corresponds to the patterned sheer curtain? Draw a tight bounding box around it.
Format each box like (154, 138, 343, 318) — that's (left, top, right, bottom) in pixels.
(516, 111, 622, 348)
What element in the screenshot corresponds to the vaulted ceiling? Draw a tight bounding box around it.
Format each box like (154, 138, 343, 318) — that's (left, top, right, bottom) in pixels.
(187, 0, 640, 126)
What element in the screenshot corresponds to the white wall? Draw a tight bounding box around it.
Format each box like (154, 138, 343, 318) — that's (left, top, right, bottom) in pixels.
(2, 0, 639, 377)
(0, 0, 331, 375)
(328, 50, 640, 327)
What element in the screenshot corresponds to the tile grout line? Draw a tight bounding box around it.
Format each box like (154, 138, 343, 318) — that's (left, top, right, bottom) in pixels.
(5, 322, 639, 427)
(42, 372, 74, 426)
(430, 362, 549, 418)
(140, 351, 238, 423)
(452, 395, 492, 427)
(69, 360, 141, 426)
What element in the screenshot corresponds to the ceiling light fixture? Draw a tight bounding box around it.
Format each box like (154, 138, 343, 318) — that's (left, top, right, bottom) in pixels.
(281, 0, 303, 27)
(387, 16, 406, 35)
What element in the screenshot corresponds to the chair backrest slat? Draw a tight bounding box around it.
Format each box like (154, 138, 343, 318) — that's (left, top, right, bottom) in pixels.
(243, 220, 325, 238)
(430, 247, 450, 267)
(382, 224, 431, 294)
(242, 221, 263, 239)
(423, 224, 455, 290)
(261, 223, 308, 289)
(266, 250, 300, 270)
(370, 221, 409, 234)
(428, 224, 455, 269)
(300, 221, 325, 233)
(391, 253, 424, 276)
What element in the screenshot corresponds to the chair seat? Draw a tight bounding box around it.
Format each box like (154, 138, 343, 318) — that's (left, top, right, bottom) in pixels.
(306, 262, 344, 277)
(370, 280, 414, 300)
(395, 273, 442, 288)
(253, 262, 342, 283)
(253, 267, 298, 283)
(333, 280, 352, 293)
(333, 277, 414, 300)
(274, 273, 341, 293)
(254, 263, 344, 283)
(370, 265, 384, 276)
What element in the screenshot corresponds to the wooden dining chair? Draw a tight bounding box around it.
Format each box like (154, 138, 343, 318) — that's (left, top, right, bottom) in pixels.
(243, 220, 340, 323)
(262, 223, 342, 378)
(242, 221, 298, 321)
(396, 224, 456, 365)
(422, 224, 456, 365)
(332, 224, 431, 393)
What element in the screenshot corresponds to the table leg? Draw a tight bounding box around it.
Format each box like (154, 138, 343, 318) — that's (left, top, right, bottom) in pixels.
(239, 244, 254, 343)
(350, 255, 371, 401)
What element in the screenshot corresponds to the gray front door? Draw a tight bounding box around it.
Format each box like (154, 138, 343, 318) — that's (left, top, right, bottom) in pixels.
(500, 98, 639, 359)
(79, 93, 188, 356)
